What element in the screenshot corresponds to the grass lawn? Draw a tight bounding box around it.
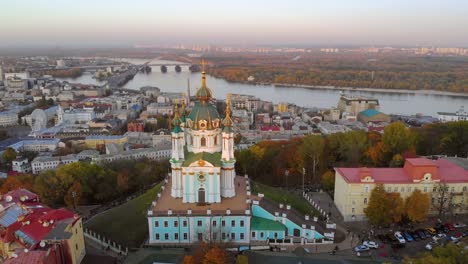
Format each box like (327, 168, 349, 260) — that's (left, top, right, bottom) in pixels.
(85, 182, 163, 248)
(251, 181, 318, 217)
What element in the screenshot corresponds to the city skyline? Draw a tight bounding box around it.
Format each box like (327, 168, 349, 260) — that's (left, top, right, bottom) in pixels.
(1, 0, 468, 47)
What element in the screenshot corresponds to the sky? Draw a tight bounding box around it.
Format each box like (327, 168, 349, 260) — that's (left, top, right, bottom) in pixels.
(1, 0, 467, 47)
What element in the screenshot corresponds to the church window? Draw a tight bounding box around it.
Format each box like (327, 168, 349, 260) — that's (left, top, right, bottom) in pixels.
(197, 220, 202, 227)
(201, 137, 206, 147)
(240, 220, 244, 227)
(231, 220, 235, 227)
(175, 233, 179, 240)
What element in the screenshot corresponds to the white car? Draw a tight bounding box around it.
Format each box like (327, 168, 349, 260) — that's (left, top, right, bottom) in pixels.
(363, 240, 379, 249)
(454, 222, 466, 228)
(425, 243, 434, 251)
(394, 232, 406, 244)
(432, 233, 447, 242)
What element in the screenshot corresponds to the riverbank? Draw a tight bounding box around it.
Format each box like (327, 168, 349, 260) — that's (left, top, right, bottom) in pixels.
(272, 83, 468, 98)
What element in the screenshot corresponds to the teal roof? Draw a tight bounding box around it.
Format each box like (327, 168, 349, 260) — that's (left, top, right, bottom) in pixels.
(182, 151, 222, 167)
(359, 109, 381, 117)
(172, 126, 183, 133)
(187, 101, 220, 130)
(251, 216, 287, 231)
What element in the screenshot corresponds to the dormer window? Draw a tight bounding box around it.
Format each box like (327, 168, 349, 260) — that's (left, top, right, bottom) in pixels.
(423, 173, 432, 181)
(199, 120, 207, 130)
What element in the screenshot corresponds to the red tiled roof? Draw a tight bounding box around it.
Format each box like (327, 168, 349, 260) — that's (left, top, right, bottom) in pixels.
(336, 158, 468, 184)
(3, 189, 39, 203)
(3, 250, 47, 264)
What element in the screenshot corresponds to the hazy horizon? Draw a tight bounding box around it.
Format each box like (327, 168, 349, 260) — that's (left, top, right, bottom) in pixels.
(1, 0, 468, 48)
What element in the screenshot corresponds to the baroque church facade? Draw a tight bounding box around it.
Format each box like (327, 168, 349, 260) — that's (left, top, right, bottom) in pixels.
(147, 64, 327, 246)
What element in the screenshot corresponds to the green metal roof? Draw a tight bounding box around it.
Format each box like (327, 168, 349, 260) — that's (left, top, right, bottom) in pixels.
(251, 216, 287, 231)
(182, 151, 222, 167)
(187, 101, 220, 130)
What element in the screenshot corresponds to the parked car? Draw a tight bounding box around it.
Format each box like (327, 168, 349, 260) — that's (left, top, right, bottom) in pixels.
(444, 223, 456, 231)
(426, 228, 437, 235)
(433, 233, 447, 242)
(454, 233, 463, 239)
(363, 240, 379, 249)
(422, 229, 431, 238)
(403, 231, 414, 242)
(425, 242, 436, 251)
(354, 245, 370, 252)
(391, 242, 405, 249)
(453, 222, 466, 228)
(409, 231, 420, 241)
(416, 229, 427, 239)
(462, 230, 468, 237)
(394, 232, 406, 244)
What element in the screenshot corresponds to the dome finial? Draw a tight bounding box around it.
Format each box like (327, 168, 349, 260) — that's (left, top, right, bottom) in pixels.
(201, 59, 207, 88)
(172, 104, 182, 129)
(222, 94, 233, 128)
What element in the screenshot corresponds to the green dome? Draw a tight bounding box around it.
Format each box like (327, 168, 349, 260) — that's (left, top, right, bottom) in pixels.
(188, 101, 220, 130)
(196, 85, 212, 101)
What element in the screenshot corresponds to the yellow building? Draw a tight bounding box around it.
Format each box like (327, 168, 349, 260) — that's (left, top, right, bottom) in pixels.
(84, 135, 128, 149)
(334, 158, 468, 221)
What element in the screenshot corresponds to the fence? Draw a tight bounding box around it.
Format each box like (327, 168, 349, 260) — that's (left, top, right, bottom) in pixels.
(84, 228, 128, 256)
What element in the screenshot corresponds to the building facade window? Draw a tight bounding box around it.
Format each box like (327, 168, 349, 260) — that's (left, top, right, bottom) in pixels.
(364, 186, 369, 193)
(197, 220, 202, 227)
(240, 220, 244, 227)
(212, 220, 217, 227)
(222, 233, 226, 239)
(213, 233, 217, 240)
(184, 233, 188, 240)
(155, 221, 159, 227)
(222, 220, 225, 227)
(231, 220, 235, 227)
(364, 198, 368, 204)
(463, 186, 467, 192)
(252, 231, 256, 238)
(433, 187, 437, 192)
(274, 232, 278, 239)
(451, 187, 455, 192)
(424, 187, 428, 192)
(183, 220, 187, 227)
(164, 233, 169, 240)
(174, 220, 178, 227)
(260, 232, 264, 238)
(156, 234, 160, 240)
(164, 221, 168, 227)
(201, 137, 206, 147)
(407, 187, 411, 192)
(240, 233, 245, 240)
(175, 233, 179, 240)
(231, 233, 235, 240)
(352, 208, 355, 213)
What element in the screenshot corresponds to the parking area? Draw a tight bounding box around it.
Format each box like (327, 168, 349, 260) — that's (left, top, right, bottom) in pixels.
(349, 220, 468, 259)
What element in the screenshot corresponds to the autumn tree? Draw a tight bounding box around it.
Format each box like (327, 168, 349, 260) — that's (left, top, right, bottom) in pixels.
(64, 181, 82, 209)
(389, 154, 404, 167)
(405, 189, 430, 223)
(300, 135, 325, 183)
(432, 183, 455, 219)
(364, 184, 404, 226)
(182, 255, 195, 264)
(321, 170, 335, 193)
(203, 245, 227, 264)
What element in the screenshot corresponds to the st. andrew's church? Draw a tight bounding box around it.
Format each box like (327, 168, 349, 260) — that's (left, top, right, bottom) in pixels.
(147, 64, 327, 246)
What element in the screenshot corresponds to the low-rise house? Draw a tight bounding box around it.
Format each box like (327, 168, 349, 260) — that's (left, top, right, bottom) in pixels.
(31, 154, 78, 174)
(12, 157, 31, 174)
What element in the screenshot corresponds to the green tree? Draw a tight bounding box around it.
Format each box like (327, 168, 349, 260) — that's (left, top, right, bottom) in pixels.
(389, 154, 404, 167)
(382, 122, 414, 161)
(2, 147, 17, 166)
(405, 243, 468, 264)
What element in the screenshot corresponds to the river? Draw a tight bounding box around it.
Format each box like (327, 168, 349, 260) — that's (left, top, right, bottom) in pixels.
(57, 58, 468, 116)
